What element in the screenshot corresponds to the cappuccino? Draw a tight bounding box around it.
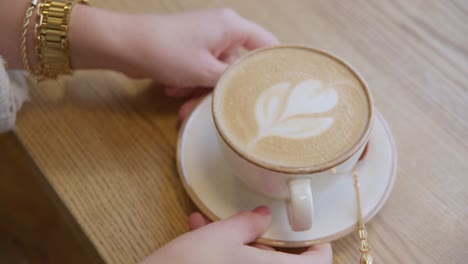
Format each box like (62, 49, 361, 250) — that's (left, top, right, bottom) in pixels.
(213, 46, 372, 170)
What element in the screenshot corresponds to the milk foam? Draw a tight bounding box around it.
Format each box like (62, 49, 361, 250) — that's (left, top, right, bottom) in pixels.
(252, 79, 338, 146)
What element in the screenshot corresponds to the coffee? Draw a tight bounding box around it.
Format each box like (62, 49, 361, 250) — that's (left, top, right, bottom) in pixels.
(213, 46, 371, 170)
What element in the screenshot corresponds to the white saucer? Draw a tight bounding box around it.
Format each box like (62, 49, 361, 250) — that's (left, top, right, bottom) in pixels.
(177, 95, 397, 247)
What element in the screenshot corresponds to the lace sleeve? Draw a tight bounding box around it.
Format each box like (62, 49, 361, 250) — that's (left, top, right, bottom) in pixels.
(0, 57, 29, 133)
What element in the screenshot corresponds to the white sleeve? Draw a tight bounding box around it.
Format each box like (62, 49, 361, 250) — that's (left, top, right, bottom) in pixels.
(0, 57, 29, 133)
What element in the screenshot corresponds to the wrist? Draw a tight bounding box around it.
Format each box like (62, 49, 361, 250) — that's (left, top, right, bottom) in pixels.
(68, 5, 128, 73)
(109, 14, 168, 79)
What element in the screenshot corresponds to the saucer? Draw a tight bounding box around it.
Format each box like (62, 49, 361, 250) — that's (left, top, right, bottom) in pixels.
(177, 95, 397, 247)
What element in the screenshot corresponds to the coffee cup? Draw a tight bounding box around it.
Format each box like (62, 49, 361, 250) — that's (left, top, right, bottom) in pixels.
(212, 46, 374, 231)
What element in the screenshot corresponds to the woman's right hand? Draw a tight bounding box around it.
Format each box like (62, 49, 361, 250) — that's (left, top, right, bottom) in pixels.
(140, 206, 332, 264)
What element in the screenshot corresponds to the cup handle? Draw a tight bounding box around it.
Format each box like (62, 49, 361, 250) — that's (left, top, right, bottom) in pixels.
(286, 178, 313, 231)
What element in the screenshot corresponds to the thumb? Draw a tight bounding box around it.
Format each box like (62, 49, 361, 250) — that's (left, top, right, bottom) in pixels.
(204, 206, 272, 244)
(196, 54, 229, 87)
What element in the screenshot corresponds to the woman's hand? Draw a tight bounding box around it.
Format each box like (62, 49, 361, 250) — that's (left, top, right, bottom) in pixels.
(69, 7, 278, 120)
(125, 9, 278, 86)
(140, 206, 333, 264)
(121, 9, 279, 120)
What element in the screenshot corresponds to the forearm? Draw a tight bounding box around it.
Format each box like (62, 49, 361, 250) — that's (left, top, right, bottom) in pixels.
(70, 7, 168, 79)
(68, 5, 131, 73)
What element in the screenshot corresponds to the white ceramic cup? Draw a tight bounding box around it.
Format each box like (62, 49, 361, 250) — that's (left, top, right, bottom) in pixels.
(212, 46, 374, 231)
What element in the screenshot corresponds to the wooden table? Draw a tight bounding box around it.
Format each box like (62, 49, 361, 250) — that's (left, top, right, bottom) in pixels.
(12, 0, 467, 263)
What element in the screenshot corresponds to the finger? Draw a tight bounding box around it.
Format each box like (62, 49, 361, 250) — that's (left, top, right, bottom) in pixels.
(204, 205, 272, 244)
(240, 20, 279, 50)
(164, 86, 196, 98)
(359, 143, 369, 161)
(179, 89, 211, 122)
(179, 97, 202, 122)
(222, 52, 240, 65)
(198, 54, 229, 87)
(300, 243, 333, 263)
(219, 50, 240, 65)
(179, 98, 200, 122)
(188, 212, 212, 231)
(249, 242, 276, 251)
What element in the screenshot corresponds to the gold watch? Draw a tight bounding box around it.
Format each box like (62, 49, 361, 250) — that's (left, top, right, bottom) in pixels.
(36, 0, 88, 79)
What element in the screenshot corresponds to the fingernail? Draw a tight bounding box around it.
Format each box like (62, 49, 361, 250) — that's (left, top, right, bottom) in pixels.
(252, 206, 270, 216)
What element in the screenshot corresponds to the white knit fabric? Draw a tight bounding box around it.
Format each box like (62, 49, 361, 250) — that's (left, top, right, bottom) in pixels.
(0, 57, 29, 132)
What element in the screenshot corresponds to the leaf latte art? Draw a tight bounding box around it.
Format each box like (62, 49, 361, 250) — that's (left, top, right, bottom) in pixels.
(252, 79, 338, 147)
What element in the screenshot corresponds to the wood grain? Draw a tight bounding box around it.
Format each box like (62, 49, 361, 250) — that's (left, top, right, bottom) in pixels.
(0, 132, 101, 264)
(10, 0, 468, 263)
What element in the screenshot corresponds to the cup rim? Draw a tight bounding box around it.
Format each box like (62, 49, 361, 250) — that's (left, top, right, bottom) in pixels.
(212, 45, 374, 174)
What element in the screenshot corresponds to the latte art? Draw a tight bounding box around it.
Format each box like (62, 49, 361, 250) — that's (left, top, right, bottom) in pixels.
(252, 79, 338, 147)
(213, 46, 372, 169)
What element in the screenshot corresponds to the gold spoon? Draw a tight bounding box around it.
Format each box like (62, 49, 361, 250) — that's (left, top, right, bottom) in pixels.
(354, 144, 373, 264)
